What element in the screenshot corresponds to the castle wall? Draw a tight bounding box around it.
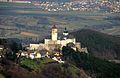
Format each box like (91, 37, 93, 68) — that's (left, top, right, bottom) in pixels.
(60, 38, 76, 46)
(39, 44, 49, 50)
(78, 47, 88, 53)
(75, 43, 81, 49)
(45, 39, 50, 44)
(29, 44, 39, 50)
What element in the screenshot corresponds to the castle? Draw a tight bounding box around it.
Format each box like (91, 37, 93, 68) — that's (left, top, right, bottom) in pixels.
(29, 25, 88, 54)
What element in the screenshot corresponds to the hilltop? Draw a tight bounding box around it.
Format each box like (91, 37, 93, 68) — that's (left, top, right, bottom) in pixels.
(71, 29, 120, 60)
(0, 58, 91, 78)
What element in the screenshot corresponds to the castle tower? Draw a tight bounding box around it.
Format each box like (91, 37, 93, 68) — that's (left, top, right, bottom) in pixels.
(51, 25, 58, 41)
(63, 27, 69, 40)
(63, 27, 69, 36)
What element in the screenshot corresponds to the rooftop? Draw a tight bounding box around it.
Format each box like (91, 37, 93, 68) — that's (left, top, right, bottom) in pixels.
(52, 25, 57, 29)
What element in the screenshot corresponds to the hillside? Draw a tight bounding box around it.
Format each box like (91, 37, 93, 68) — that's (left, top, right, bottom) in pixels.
(71, 29, 120, 60)
(62, 46, 120, 78)
(1, 45, 120, 78)
(0, 58, 91, 78)
(0, 32, 120, 78)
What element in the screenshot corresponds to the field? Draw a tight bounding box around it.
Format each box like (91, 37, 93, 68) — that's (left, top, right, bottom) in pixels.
(0, 2, 120, 41)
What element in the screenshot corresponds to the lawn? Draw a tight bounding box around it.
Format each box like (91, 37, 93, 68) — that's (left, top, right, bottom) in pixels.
(20, 57, 56, 72)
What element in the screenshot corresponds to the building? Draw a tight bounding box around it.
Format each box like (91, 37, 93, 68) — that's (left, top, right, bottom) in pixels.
(0, 0, 32, 3)
(29, 25, 88, 53)
(0, 45, 4, 58)
(19, 25, 88, 62)
(0, 0, 12, 2)
(12, 0, 31, 3)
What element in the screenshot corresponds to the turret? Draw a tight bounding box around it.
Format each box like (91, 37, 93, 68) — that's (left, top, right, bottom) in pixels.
(51, 25, 58, 40)
(63, 27, 69, 40)
(63, 27, 69, 36)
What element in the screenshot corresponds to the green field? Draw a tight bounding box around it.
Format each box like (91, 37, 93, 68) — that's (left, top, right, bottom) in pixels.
(20, 57, 56, 72)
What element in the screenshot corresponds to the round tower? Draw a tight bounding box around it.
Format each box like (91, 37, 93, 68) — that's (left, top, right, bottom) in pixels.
(63, 27, 69, 36)
(63, 27, 69, 40)
(51, 25, 58, 41)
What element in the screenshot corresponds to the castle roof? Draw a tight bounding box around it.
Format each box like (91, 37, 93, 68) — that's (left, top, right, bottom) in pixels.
(63, 27, 68, 33)
(52, 25, 57, 29)
(60, 34, 74, 40)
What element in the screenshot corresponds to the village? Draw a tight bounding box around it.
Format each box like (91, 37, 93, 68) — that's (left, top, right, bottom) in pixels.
(0, 0, 120, 13)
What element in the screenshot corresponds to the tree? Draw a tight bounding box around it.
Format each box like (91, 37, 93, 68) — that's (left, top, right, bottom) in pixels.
(10, 42, 22, 53)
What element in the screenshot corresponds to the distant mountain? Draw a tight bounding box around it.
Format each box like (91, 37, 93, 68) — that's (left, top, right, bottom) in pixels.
(71, 29, 120, 60)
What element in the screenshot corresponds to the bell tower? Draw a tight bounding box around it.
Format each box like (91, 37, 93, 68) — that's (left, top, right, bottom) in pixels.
(51, 25, 58, 40)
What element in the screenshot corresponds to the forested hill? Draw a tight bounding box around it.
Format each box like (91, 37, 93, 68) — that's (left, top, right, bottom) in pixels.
(71, 29, 120, 60)
(62, 46, 120, 78)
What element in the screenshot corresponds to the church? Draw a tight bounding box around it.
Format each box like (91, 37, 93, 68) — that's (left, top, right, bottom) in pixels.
(28, 25, 88, 54)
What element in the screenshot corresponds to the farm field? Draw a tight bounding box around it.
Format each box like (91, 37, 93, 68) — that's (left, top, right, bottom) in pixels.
(0, 2, 120, 41)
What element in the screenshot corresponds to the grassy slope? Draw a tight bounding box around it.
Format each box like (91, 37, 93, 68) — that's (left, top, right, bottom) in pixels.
(19, 57, 90, 78)
(20, 57, 55, 72)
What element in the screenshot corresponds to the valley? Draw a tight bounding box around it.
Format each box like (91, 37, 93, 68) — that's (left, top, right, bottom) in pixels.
(0, 2, 120, 41)
(0, 2, 120, 78)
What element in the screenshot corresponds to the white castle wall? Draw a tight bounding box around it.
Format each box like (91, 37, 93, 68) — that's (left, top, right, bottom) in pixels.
(29, 44, 39, 50)
(45, 39, 50, 44)
(60, 38, 76, 47)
